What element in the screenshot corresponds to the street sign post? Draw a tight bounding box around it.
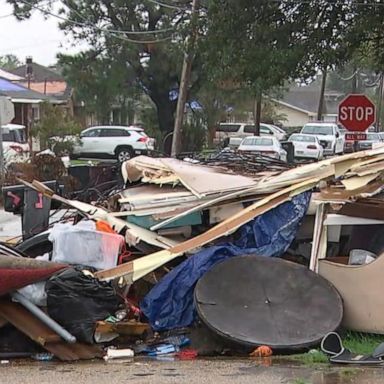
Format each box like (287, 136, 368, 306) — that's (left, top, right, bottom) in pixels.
(338, 94, 376, 132)
(0, 97, 15, 181)
(345, 132, 367, 141)
(338, 94, 376, 152)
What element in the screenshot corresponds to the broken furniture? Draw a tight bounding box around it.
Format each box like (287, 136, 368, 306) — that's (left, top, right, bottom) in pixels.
(310, 199, 384, 334)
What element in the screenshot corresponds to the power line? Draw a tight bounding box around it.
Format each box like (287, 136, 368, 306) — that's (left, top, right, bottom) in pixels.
(18, 0, 176, 44)
(146, 0, 190, 11)
(64, 3, 178, 35)
(0, 13, 14, 19)
(269, 0, 384, 6)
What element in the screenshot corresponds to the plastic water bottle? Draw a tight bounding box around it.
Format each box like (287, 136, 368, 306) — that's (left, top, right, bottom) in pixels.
(32, 353, 54, 361)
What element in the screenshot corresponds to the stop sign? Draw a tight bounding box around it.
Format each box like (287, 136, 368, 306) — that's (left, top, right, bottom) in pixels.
(338, 94, 376, 132)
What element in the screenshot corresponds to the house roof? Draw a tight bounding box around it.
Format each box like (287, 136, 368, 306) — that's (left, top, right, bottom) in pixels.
(0, 78, 46, 103)
(11, 63, 72, 102)
(11, 62, 64, 82)
(276, 80, 344, 116)
(0, 68, 24, 81)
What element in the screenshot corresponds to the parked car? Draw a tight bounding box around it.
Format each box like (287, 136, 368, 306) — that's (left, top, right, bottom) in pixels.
(357, 132, 381, 151)
(1, 124, 30, 165)
(288, 133, 324, 160)
(238, 136, 287, 161)
(215, 122, 287, 148)
(72, 126, 155, 162)
(300, 123, 344, 155)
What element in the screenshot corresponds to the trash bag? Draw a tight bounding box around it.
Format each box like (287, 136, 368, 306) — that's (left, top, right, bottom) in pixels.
(46, 266, 123, 344)
(140, 191, 311, 331)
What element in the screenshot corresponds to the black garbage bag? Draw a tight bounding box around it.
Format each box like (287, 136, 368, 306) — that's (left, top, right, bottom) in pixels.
(46, 266, 123, 344)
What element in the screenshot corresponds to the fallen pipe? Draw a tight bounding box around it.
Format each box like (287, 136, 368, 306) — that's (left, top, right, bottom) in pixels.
(12, 292, 77, 344)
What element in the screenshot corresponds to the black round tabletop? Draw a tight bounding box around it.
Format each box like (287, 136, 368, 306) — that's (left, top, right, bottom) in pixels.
(194, 255, 343, 350)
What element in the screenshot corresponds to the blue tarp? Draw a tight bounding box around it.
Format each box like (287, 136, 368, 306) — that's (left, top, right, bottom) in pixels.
(140, 192, 311, 331)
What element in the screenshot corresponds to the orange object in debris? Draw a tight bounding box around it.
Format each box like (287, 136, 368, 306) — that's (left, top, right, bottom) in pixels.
(96, 220, 116, 234)
(249, 345, 273, 357)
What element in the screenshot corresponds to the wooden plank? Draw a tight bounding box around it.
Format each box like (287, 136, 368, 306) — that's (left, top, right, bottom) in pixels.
(0, 299, 102, 361)
(96, 176, 320, 282)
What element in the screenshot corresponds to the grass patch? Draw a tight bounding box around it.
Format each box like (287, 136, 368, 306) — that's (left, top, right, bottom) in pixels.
(291, 379, 310, 384)
(344, 331, 384, 355)
(291, 350, 328, 365)
(339, 367, 359, 379)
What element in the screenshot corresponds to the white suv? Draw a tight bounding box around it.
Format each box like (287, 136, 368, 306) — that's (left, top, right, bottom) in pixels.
(300, 123, 344, 155)
(72, 126, 155, 162)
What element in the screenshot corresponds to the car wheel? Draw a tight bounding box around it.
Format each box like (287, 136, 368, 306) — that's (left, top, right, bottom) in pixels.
(116, 146, 133, 162)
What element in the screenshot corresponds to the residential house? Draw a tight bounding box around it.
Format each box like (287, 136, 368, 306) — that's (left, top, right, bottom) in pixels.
(10, 58, 73, 114)
(273, 81, 344, 128)
(0, 76, 46, 127)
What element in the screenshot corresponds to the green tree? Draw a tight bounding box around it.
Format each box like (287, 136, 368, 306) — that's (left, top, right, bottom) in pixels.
(203, 0, 361, 131)
(7, 0, 197, 152)
(33, 102, 82, 154)
(0, 54, 22, 70)
(58, 52, 140, 125)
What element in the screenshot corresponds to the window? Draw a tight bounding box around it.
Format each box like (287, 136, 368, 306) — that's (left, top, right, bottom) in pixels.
(301, 125, 334, 135)
(244, 125, 256, 134)
(100, 129, 130, 137)
(260, 127, 273, 135)
(289, 134, 315, 143)
(2, 129, 26, 143)
(366, 133, 380, 141)
(242, 137, 273, 146)
(81, 129, 101, 138)
(217, 124, 241, 133)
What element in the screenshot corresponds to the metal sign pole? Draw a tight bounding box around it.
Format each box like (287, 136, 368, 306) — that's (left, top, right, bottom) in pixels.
(0, 112, 3, 183)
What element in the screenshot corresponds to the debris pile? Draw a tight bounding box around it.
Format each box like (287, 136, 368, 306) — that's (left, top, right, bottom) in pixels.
(2, 148, 384, 362)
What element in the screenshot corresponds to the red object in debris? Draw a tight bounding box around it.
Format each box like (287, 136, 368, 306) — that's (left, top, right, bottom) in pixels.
(177, 349, 198, 360)
(338, 94, 376, 132)
(249, 345, 273, 357)
(0, 255, 67, 296)
(96, 220, 116, 234)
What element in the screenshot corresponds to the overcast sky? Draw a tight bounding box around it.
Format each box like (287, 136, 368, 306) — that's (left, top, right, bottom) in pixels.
(0, 0, 85, 66)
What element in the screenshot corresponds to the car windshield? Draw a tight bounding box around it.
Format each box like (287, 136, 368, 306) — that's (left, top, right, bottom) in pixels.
(302, 125, 333, 135)
(242, 137, 273, 146)
(2, 129, 26, 143)
(366, 133, 380, 140)
(289, 134, 316, 143)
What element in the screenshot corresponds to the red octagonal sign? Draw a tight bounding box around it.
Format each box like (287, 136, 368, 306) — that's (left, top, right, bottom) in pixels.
(338, 94, 376, 132)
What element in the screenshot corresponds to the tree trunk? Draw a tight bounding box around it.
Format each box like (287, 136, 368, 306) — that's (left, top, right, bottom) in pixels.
(151, 93, 177, 154)
(317, 68, 327, 121)
(253, 93, 262, 136)
(171, 0, 200, 157)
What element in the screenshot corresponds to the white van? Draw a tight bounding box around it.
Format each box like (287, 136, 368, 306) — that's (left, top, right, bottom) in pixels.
(214, 123, 287, 147)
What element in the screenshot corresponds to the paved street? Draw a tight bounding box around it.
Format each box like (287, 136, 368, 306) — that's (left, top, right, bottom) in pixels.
(1, 358, 383, 384)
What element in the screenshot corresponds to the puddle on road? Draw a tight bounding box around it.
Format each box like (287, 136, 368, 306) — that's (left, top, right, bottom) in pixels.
(3, 356, 384, 383)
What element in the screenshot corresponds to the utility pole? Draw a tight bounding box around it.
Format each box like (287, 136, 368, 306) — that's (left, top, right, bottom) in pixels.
(377, 73, 384, 132)
(171, 0, 200, 157)
(317, 68, 327, 121)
